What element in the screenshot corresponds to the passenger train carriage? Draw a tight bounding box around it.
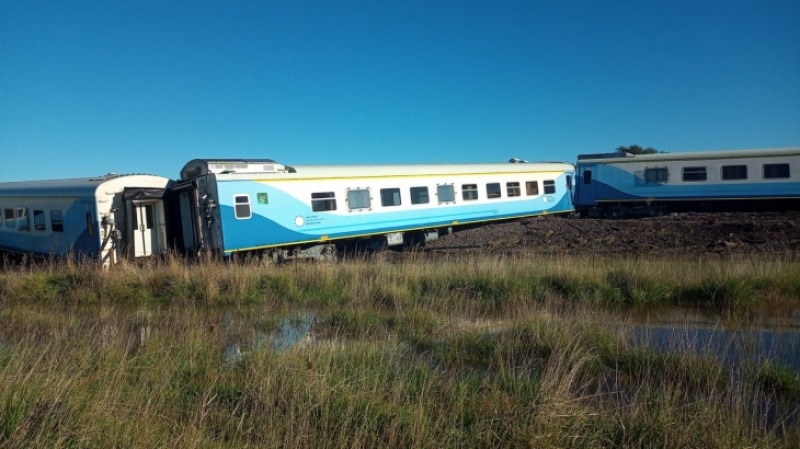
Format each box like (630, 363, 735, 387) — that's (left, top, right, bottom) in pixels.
(0, 174, 172, 266)
(574, 148, 800, 217)
(170, 159, 576, 261)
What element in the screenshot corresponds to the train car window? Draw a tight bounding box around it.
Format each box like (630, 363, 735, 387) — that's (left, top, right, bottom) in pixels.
(486, 183, 501, 199)
(347, 189, 371, 210)
(583, 170, 592, 184)
(763, 163, 790, 179)
(507, 182, 521, 197)
(462, 184, 478, 201)
(644, 167, 668, 184)
(16, 208, 29, 232)
(410, 187, 429, 205)
(437, 185, 455, 203)
(51, 210, 64, 232)
(234, 195, 252, 219)
(543, 180, 556, 194)
(721, 165, 747, 180)
(4, 209, 14, 228)
(380, 188, 401, 207)
(526, 181, 539, 196)
(33, 210, 46, 231)
(682, 166, 707, 182)
(311, 192, 337, 212)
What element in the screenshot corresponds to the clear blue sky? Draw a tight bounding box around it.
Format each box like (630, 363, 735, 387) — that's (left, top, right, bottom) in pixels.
(2, 0, 799, 181)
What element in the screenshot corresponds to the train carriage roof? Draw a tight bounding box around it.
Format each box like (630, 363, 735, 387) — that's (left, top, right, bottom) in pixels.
(0, 174, 171, 197)
(577, 147, 800, 163)
(181, 158, 575, 181)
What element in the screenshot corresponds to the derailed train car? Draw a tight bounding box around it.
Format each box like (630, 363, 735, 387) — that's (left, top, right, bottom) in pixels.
(168, 159, 576, 261)
(574, 148, 800, 217)
(0, 174, 172, 266)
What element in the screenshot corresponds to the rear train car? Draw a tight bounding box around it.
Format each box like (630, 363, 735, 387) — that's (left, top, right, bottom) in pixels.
(0, 174, 172, 266)
(573, 148, 800, 217)
(169, 159, 575, 261)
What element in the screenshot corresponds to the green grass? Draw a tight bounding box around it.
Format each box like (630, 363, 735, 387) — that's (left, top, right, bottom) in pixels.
(0, 254, 798, 447)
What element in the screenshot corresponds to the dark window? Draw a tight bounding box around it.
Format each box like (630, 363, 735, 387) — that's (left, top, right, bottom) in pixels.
(722, 165, 747, 180)
(486, 183, 501, 199)
(763, 163, 790, 179)
(85, 212, 94, 237)
(645, 167, 669, 184)
(234, 195, 251, 219)
(583, 170, 592, 184)
(526, 181, 539, 195)
(462, 184, 478, 201)
(682, 166, 707, 182)
(347, 189, 371, 210)
(437, 185, 455, 203)
(33, 210, 46, 231)
(410, 187, 429, 205)
(543, 180, 556, 194)
(16, 208, 29, 231)
(51, 210, 64, 232)
(506, 182, 521, 197)
(311, 192, 337, 212)
(380, 188, 401, 207)
(4, 209, 13, 228)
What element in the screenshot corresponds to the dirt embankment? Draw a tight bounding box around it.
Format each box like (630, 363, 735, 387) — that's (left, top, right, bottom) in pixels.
(425, 212, 800, 255)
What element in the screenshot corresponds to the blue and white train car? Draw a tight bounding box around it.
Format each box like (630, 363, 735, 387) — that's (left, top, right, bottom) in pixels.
(0, 174, 172, 266)
(170, 159, 575, 261)
(574, 148, 800, 217)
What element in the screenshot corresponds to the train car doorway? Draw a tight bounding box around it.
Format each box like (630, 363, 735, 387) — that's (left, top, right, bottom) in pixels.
(123, 188, 168, 259)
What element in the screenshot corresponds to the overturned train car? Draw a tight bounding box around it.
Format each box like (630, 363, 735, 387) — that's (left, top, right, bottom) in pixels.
(168, 159, 576, 262)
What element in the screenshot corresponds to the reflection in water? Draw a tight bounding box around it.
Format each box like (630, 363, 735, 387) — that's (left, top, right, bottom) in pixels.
(224, 312, 315, 365)
(632, 325, 800, 372)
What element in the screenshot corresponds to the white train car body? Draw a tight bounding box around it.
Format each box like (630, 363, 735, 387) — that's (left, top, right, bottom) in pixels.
(171, 159, 575, 259)
(0, 174, 172, 266)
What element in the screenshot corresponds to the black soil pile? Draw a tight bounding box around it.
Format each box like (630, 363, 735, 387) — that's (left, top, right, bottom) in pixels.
(425, 211, 800, 256)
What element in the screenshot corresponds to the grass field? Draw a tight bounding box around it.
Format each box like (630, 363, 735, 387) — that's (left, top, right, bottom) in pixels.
(1, 254, 798, 448)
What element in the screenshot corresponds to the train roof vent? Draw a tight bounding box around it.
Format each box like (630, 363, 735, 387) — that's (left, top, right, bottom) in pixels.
(180, 159, 289, 179)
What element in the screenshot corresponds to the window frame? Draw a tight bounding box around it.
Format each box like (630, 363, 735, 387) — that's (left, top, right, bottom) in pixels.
(346, 188, 371, 210)
(682, 166, 707, 182)
(486, 183, 502, 199)
(311, 192, 337, 212)
(50, 210, 64, 233)
(721, 165, 748, 181)
(644, 167, 669, 184)
(436, 184, 455, 203)
(543, 180, 556, 195)
(526, 181, 539, 196)
(380, 188, 401, 207)
(763, 163, 790, 179)
(462, 184, 478, 201)
(410, 186, 430, 205)
(33, 210, 46, 231)
(234, 194, 252, 219)
(506, 182, 521, 197)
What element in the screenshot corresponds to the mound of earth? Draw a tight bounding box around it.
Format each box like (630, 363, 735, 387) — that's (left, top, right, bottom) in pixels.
(424, 211, 800, 255)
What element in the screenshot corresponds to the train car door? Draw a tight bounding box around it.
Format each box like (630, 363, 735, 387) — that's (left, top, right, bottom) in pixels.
(576, 164, 597, 206)
(123, 189, 167, 258)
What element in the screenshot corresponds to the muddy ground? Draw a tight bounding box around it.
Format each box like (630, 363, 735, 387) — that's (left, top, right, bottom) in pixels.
(424, 211, 800, 256)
